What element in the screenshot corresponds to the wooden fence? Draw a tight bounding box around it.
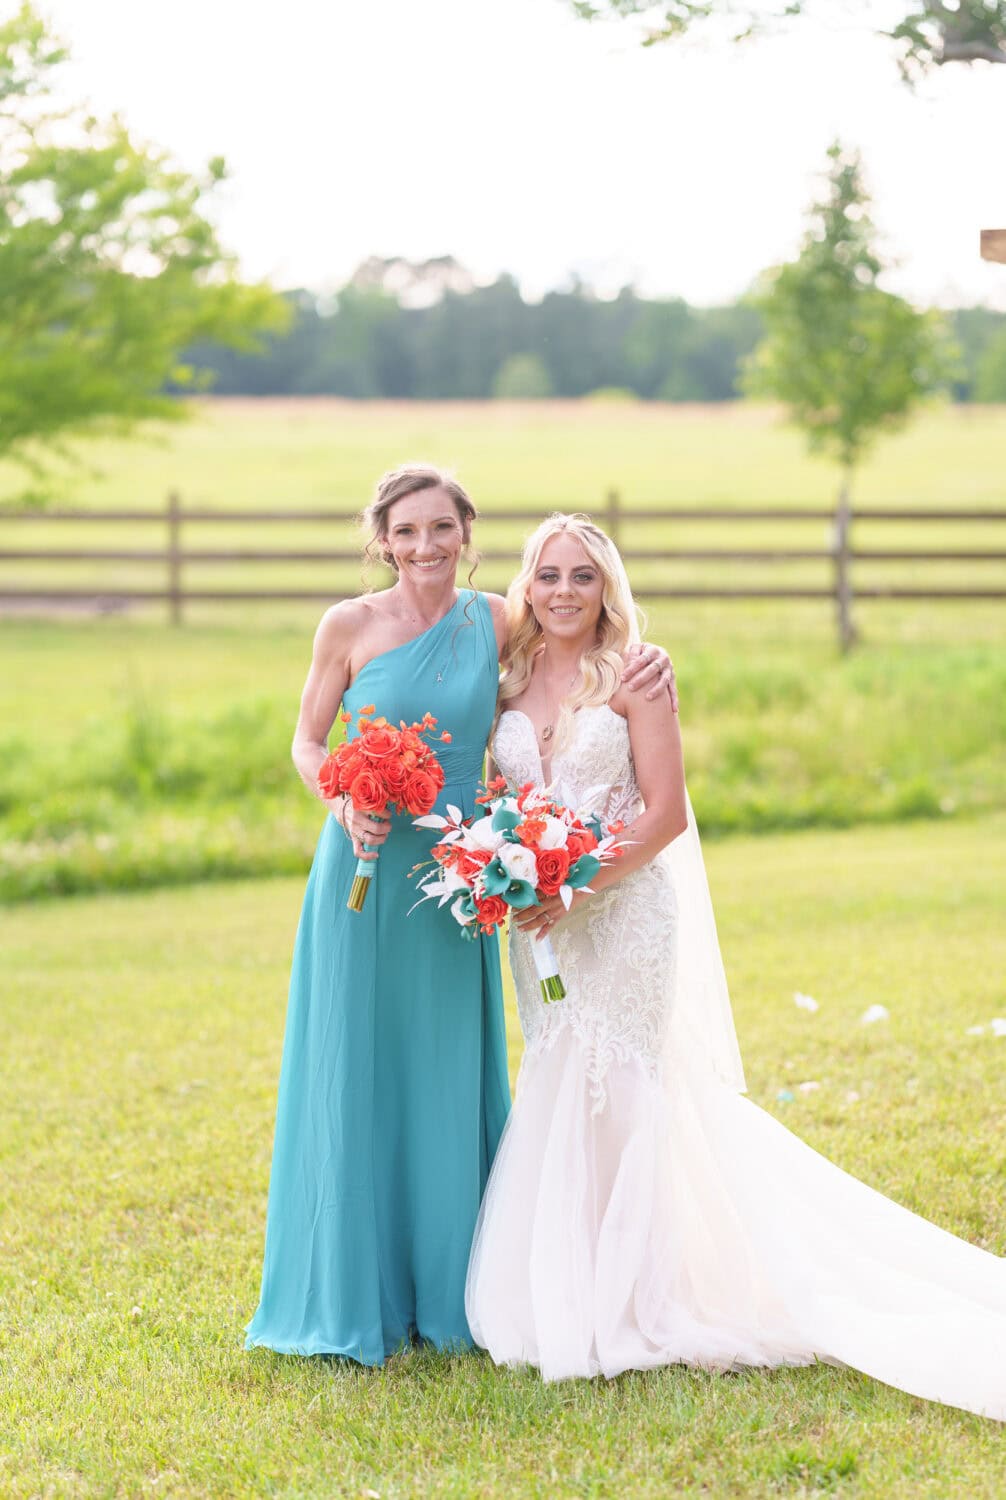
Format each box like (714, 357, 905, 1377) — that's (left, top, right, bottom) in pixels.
(1, 490, 1004, 650)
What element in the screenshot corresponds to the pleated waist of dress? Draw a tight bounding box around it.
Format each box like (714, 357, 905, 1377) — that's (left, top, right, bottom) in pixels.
(432, 770, 486, 821)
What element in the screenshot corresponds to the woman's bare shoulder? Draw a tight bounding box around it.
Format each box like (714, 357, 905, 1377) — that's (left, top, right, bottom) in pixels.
(312, 598, 381, 665)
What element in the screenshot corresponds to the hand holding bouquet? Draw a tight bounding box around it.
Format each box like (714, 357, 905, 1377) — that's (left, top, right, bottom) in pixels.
(413, 777, 626, 1001)
(318, 705, 450, 911)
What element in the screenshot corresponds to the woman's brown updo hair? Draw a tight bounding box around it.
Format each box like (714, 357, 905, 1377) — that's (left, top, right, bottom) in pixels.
(362, 464, 478, 579)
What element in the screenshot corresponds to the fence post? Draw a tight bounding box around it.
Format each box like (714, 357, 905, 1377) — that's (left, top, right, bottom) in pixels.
(832, 481, 855, 653)
(605, 489, 621, 550)
(167, 491, 183, 626)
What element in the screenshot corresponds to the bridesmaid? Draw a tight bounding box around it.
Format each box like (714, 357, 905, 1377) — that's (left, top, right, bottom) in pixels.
(245, 464, 674, 1364)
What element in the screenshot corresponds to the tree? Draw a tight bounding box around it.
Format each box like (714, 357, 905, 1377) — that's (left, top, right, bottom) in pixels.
(492, 353, 554, 398)
(974, 327, 1006, 400)
(745, 143, 954, 647)
(568, 2, 1006, 80)
(0, 4, 287, 489)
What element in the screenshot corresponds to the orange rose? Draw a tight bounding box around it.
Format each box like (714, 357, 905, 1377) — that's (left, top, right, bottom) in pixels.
(382, 757, 408, 794)
(565, 828, 598, 862)
(317, 753, 342, 800)
(336, 748, 366, 792)
(402, 768, 438, 816)
(535, 846, 571, 896)
(457, 847, 491, 881)
(361, 725, 397, 759)
(348, 767, 388, 814)
(476, 895, 508, 932)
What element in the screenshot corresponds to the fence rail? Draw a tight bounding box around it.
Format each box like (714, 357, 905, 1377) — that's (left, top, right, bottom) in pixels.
(1, 490, 1004, 649)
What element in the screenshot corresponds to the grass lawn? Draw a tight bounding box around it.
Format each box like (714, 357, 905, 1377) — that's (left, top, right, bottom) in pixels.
(2, 814, 1004, 1498)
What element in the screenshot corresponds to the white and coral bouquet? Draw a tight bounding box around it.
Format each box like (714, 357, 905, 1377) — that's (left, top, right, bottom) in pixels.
(413, 776, 626, 1003)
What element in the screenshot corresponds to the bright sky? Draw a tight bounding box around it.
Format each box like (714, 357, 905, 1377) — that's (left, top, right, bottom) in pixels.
(33, 0, 1006, 309)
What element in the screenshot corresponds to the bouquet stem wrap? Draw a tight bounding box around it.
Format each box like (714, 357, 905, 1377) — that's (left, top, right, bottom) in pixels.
(532, 933, 566, 1004)
(347, 845, 377, 912)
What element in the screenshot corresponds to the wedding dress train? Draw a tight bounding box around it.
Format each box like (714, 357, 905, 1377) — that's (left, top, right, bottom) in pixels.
(465, 705, 1006, 1419)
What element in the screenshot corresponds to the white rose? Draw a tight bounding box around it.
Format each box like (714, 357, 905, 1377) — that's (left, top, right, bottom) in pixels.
(537, 815, 570, 850)
(497, 842, 539, 883)
(466, 817, 503, 853)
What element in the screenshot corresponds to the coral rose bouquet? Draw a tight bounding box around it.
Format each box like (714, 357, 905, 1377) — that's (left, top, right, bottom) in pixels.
(318, 705, 450, 911)
(413, 776, 626, 1002)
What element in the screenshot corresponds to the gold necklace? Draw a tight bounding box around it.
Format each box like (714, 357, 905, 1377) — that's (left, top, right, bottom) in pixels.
(540, 657, 580, 743)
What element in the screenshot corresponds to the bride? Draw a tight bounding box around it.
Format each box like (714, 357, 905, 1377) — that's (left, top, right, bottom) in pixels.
(465, 513, 1006, 1421)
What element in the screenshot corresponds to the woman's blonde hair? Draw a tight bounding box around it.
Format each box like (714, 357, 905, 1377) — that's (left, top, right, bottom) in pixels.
(500, 512, 643, 753)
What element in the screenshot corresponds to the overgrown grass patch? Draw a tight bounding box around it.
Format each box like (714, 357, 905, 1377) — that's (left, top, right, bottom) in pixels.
(2, 622, 1003, 900)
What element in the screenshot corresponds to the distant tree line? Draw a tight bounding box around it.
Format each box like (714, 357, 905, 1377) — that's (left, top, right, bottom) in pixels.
(185, 261, 1006, 403)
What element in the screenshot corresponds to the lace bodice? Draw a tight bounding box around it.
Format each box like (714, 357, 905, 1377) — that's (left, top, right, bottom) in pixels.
(493, 705, 677, 1111)
(492, 705, 642, 827)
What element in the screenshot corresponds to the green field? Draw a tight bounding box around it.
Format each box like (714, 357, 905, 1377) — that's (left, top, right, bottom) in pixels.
(2, 815, 1004, 1498)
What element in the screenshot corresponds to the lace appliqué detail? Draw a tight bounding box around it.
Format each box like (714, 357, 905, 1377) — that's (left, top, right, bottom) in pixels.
(494, 707, 678, 1114)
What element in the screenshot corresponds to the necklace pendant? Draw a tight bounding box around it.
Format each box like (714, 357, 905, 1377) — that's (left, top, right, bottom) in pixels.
(435, 671, 444, 684)
(541, 723, 554, 742)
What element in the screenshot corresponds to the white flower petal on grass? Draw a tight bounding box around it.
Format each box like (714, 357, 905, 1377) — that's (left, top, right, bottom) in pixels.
(991, 1018, 1006, 1037)
(797, 1080, 821, 1094)
(860, 1004, 889, 1025)
(966, 1024, 987, 1036)
(794, 991, 819, 1013)
(845, 1090, 861, 1104)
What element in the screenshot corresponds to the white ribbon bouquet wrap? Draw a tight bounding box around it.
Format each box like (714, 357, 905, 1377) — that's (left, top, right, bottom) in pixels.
(413, 779, 627, 1003)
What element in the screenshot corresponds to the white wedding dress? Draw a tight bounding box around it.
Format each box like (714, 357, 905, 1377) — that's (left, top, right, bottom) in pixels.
(465, 704, 1006, 1419)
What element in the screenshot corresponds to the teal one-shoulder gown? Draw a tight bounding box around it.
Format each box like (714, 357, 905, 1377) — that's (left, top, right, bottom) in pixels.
(246, 591, 511, 1364)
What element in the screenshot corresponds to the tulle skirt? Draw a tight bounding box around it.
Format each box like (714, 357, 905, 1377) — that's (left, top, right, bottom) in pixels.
(466, 1022, 1006, 1419)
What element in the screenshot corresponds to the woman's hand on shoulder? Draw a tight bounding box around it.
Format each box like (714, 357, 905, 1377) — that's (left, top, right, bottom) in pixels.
(620, 641, 678, 710)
